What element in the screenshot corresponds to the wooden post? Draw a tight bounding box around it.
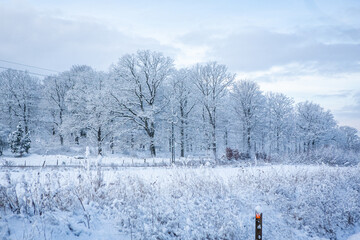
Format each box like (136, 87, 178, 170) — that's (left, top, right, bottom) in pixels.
(255, 211, 262, 240)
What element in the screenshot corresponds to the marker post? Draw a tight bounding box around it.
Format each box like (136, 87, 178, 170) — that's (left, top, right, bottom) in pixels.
(255, 208, 262, 240)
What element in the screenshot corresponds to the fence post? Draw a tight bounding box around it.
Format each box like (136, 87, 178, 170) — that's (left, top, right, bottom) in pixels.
(255, 207, 262, 240)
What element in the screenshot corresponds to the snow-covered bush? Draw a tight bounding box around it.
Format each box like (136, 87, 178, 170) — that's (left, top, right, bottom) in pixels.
(304, 146, 360, 166)
(0, 165, 359, 239)
(270, 146, 360, 166)
(226, 147, 233, 160)
(233, 165, 360, 239)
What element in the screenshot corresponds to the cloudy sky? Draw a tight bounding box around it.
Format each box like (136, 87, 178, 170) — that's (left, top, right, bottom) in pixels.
(1, 0, 359, 130)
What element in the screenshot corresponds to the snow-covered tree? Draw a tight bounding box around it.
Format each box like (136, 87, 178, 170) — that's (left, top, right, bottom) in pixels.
(109, 50, 174, 157)
(336, 126, 360, 151)
(232, 80, 265, 157)
(218, 92, 237, 151)
(65, 66, 114, 155)
(296, 101, 337, 152)
(266, 92, 294, 154)
(43, 71, 75, 146)
(190, 62, 235, 161)
(166, 69, 197, 157)
(0, 69, 41, 136)
(0, 50, 358, 160)
(8, 123, 31, 156)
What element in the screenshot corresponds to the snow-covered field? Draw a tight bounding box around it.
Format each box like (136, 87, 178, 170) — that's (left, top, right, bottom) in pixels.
(0, 155, 359, 240)
(0, 154, 172, 167)
(0, 153, 216, 168)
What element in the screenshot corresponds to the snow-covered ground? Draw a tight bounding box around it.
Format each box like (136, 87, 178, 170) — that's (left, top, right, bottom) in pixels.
(0, 153, 218, 168)
(347, 232, 360, 240)
(0, 155, 359, 239)
(0, 153, 173, 167)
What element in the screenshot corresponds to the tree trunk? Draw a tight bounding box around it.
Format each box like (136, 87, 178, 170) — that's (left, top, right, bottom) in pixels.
(23, 104, 29, 134)
(276, 131, 280, 153)
(131, 133, 134, 149)
(180, 119, 185, 157)
(150, 139, 156, 157)
(149, 122, 156, 157)
(59, 109, 64, 145)
(110, 136, 114, 154)
(171, 121, 175, 163)
(224, 128, 228, 148)
(212, 123, 217, 161)
(145, 119, 157, 157)
(97, 127, 102, 155)
(247, 127, 251, 156)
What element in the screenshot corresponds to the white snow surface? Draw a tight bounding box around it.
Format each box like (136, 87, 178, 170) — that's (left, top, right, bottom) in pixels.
(0, 153, 175, 167)
(347, 232, 360, 240)
(0, 154, 359, 239)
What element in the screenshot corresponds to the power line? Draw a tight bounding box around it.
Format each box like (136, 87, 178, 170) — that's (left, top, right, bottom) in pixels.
(0, 59, 59, 73)
(0, 66, 50, 77)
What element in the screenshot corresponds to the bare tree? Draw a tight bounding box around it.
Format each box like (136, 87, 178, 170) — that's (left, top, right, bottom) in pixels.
(0, 69, 40, 153)
(167, 69, 196, 157)
(337, 126, 360, 151)
(110, 50, 174, 157)
(65, 66, 113, 155)
(43, 71, 75, 145)
(232, 80, 264, 157)
(266, 92, 294, 154)
(191, 62, 235, 161)
(296, 101, 336, 152)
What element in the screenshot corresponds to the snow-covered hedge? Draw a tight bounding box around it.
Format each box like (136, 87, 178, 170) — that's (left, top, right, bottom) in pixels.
(270, 146, 360, 166)
(0, 165, 359, 239)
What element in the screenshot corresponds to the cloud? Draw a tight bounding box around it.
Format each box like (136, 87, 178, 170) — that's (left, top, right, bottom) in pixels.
(207, 29, 360, 72)
(315, 90, 354, 98)
(298, 25, 360, 44)
(176, 25, 360, 131)
(233, 62, 360, 130)
(235, 62, 319, 83)
(333, 91, 360, 130)
(178, 28, 229, 47)
(0, 2, 176, 72)
(0, 0, 359, 132)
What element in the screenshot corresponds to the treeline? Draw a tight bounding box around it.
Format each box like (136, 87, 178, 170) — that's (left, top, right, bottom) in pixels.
(0, 50, 359, 160)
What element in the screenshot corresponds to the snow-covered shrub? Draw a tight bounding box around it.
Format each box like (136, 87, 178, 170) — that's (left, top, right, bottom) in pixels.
(226, 147, 233, 160)
(233, 149, 240, 160)
(306, 146, 360, 166)
(0, 165, 359, 239)
(271, 146, 360, 166)
(234, 165, 360, 239)
(225, 148, 248, 161)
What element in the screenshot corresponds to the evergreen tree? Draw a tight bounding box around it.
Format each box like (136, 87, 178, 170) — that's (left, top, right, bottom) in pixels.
(8, 123, 31, 156)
